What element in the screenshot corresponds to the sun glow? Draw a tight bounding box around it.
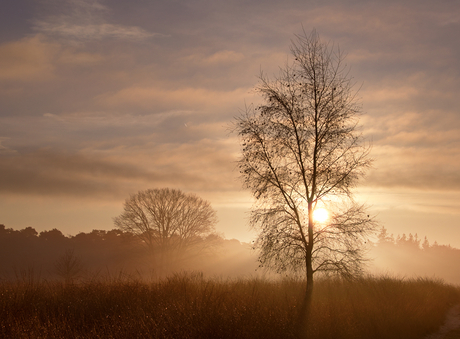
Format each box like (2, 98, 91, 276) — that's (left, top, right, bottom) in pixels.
(313, 208, 329, 223)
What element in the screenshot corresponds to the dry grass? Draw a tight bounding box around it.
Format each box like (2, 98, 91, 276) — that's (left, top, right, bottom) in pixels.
(1, 273, 458, 338)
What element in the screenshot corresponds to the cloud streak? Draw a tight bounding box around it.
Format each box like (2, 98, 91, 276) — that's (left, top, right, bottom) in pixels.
(33, 0, 162, 41)
(0, 138, 239, 199)
(0, 36, 58, 82)
(34, 21, 160, 41)
(96, 85, 250, 115)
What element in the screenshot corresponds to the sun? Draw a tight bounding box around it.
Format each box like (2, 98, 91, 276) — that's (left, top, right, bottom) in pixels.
(313, 208, 329, 223)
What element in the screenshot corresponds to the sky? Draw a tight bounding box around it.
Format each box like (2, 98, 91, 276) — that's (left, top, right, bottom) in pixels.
(1, 0, 459, 247)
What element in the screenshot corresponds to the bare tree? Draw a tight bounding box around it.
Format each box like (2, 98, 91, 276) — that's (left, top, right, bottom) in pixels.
(234, 30, 377, 324)
(54, 249, 84, 285)
(114, 188, 218, 259)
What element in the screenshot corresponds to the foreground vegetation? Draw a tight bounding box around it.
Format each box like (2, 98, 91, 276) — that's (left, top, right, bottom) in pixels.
(1, 273, 459, 338)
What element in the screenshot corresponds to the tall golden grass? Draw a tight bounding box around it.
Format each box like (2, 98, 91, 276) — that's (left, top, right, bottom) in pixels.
(1, 272, 458, 338)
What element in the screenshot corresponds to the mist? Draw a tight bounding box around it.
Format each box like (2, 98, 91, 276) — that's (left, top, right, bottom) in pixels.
(1, 224, 459, 286)
(367, 229, 460, 285)
(0, 224, 263, 282)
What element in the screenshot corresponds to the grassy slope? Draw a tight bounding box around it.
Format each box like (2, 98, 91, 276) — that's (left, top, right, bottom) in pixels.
(1, 274, 459, 339)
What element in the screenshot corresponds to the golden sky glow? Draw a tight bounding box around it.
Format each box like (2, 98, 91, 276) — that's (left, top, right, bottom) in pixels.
(0, 0, 459, 246)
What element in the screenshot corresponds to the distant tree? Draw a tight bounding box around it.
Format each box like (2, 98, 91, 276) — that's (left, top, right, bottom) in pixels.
(234, 29, 377, 329)
(39, 228, 66, 242)
(106, 229, 124, 239)
(393, 233, 420, 249)
(377, 227, 394, 244)
(20, 227, 38, 238)
(422, 236, 430, 250)
(54, 249, 84, 285)
(114, 188, 218, 259)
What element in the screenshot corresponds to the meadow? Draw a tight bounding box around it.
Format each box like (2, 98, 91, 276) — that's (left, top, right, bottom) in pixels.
(1, 272, 459, 339)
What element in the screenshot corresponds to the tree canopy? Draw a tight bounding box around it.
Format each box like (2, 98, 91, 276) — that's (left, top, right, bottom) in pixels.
(114, 188, 218, 258)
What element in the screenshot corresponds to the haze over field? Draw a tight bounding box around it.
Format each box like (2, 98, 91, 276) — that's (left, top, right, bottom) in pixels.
(1, 0, 459, 249)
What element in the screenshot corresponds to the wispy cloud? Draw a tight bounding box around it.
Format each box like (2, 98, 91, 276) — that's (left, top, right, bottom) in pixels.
(0, 138, 239, 199)
(0, 137, 16, 154)
(0, 36, 58, 82)
(34, 21, 160, 40)
(33, 0, 163, 41)
(95, 85, 249, 115)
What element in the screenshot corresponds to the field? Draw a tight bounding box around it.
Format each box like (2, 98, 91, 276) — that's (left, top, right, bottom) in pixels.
(1, 273, 459, 338)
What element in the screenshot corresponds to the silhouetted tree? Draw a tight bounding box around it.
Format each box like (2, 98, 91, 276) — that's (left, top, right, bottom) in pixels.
(39, 228, 66, 242)
(234, 29, 377, 329)
(114, 188, 218, 259)
(377, 227, 394, 244)
(397, 233, 421, 249)
(422, 236, 430, 250)
(20, 227, 38, 238)
(54, 249, 84, 284)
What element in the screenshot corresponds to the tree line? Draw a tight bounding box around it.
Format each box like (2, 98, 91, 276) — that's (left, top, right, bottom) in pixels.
(369, 227, 460, 285)
(0, 223, 261, 282)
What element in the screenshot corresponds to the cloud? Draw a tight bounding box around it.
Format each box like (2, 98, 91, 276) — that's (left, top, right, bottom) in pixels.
(0, 138, 240, 199)
(0, 34, 108, 84)
(96, 85, 250, 115)
(0, 111, 231, 158)
(0, 36, 58, 82)
(0, 138, 16, 154)
(206, 50, 245, 64)
(2, 2, 460, 194)
(33, 0, 162, 41)
(364, 144, 460, 191)
(357, 187, 460, 217)
(57, 49, 105, 65)
(0, 150, 144, 198)
(34, 21, 159, 41)
(362, 85, 419, 105)
(182, 50, 245, 66)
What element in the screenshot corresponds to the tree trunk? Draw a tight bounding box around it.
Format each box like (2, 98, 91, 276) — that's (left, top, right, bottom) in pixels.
(296, 254, 314, 338)
(296, 204, 315, 338)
